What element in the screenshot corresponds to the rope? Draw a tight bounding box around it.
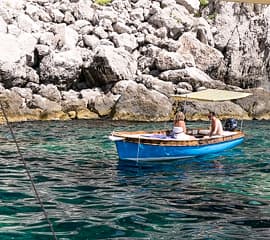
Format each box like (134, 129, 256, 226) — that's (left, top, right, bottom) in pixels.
(240, 119, 243, 131)
(136, 136, 140, 163)
(0, 101, 58, 240)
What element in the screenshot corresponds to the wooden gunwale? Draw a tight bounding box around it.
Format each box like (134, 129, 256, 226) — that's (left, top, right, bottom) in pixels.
(112, 130, 244, 146)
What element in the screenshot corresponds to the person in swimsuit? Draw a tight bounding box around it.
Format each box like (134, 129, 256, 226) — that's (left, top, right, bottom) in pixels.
(172, 112, 195, 140)
(173, 111, 186, 134)
(208, 111, 224, 136)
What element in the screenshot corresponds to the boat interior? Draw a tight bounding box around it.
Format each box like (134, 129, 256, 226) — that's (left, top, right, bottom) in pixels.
(112, 129, 240, 141)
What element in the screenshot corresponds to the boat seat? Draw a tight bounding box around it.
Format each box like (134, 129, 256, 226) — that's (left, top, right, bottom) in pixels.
(222, 131, 238, 136)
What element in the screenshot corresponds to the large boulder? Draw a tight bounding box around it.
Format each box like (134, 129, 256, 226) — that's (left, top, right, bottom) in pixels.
(0, 32, 38, 87)
(0, 88, 41, 123)
(73, 0, 95, 22)
(113, 83, 172, 121)
(137, 74, 175, 96)
(29, 94, 62, 112)
(39, 49, 83, 90)
(155, 49, 195, 71)
(38, 84, 61, 102)
(93, 93, 119, 117)
(51, 24, 79, 50)
(83, 46, 137, 87)
(111, 33, 138, 52)
(177, 32, 226, 79)
(0, 33, 22, 63)
(235, 88, 270, 120)
(159, 67, 226, 90)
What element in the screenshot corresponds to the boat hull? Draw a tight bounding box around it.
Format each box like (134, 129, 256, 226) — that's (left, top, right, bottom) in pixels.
(113, 136, 244, 161)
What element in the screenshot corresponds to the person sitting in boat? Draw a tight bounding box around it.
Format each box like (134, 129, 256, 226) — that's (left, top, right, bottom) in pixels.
(208, 111, 224, 136)
(172, 112, 195, 140)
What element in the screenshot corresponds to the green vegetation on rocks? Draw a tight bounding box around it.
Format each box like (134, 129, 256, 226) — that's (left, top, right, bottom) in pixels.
(95, 0, 111, 6)
(200, 0, 209, 6)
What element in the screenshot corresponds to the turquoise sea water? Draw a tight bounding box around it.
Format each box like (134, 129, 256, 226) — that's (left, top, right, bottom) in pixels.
(0, 120, 269, 240)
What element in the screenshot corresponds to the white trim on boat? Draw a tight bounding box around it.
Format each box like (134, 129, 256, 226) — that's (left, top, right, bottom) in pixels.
(109, 136, 124, 141)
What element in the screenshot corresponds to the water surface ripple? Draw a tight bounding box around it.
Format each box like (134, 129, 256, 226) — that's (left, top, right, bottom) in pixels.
(0, 120, 269, 239)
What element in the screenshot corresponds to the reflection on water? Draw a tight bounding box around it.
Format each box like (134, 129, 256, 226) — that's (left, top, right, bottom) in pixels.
(0, 120, 269, 239)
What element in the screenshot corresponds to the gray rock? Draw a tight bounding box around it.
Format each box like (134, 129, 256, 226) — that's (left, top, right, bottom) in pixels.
(111, 33, 138, 52)
(80, 88, 102, 106)
(161, 0, 176, 8)
(17, 32, 38, 66)
(52, 24, 79, 50)
(177, 32, 226, 78)
(11, 87, 33, 101)
(73, 0, 95, 22)
(64, 11, 75, 24)
(93, 26, 108, 39)
(175, 0, 200, 13)
(111, 80, 138, 95)
(83, 34, 100, 49)
(138, 74, 175, 96)
(39, 32, 55, 46)
(99, 39, 114, 47)
(30, 94, 62, 112)
(35, 44, 51, 57)
(113, 22, 131, 34)
(38, 84, 61, 102)
(0, 33, 21, 63)
(49, 8, 64, 23)
(93, 93, 117, 116)
(113, 83, 172, 121)
(99, 18, 113, 32)
(7, 24, 21, 36)
(0, 16, 7, 33)
(25, 67, 39, 84)
(204, 1, 270, 89)
(193, 17, 215, 46)
(235, 88, 270, 120)
(25, 3, 52, 22)
(159, 67, 226, 89)
(0, 89, 34, 119)
(17, 13, 40, 33)
(148, 4, 193, 39)
(61, 89, 87, 112)
(39, 49, 83, 90)
(155, 49, 195, 71)
(83, 46, 137, 87)
(130, 8, 144, 22)
(177, 82, 193, 91)
(94, 6, 118, 24)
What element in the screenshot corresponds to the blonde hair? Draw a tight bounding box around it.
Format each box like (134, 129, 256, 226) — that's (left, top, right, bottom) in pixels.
(174, 111, 185, 121)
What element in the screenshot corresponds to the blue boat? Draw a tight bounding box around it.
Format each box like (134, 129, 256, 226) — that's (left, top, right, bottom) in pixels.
(110, 129, 245, 161)
(110, 89, 252, 162)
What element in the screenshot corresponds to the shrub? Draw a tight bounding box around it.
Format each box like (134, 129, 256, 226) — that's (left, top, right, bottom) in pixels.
(200, 0, 209, 6)
(95, 0, 111, 5)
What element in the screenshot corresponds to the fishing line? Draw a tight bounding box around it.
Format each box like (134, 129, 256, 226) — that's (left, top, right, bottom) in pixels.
(0, 101, 58, 240)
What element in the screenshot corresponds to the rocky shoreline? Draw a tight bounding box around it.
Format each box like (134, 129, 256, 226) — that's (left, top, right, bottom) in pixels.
(0, 0, 269, 123)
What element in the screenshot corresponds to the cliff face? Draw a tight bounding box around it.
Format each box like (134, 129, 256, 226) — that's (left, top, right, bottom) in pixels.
(0, 0, 269, 122)
(203, 1, 270, 90)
